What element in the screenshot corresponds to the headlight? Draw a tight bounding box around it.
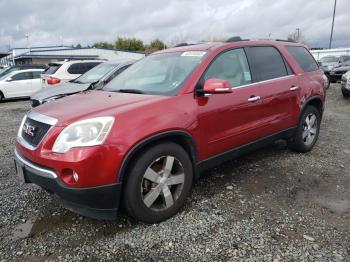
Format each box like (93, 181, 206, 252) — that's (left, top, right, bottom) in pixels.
(52, 117, 114, 153)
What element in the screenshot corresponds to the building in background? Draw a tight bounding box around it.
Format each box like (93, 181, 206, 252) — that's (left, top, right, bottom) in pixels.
(311, 48, 350, 60)
(0, 46, 144, 66)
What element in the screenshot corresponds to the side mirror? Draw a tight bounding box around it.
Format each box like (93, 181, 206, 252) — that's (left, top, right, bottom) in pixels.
(6, 77, 12, 82)
(203, 78, 232, 95)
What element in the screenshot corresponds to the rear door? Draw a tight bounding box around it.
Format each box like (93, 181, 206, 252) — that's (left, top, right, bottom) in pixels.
(30, 71, 43, 94)
(244, 46, 299, 133)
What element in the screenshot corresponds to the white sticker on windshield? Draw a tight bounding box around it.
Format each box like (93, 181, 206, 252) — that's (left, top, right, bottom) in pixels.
(181, 51, 206, 57)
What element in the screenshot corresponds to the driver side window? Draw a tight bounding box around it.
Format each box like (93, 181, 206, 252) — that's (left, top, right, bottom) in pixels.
(12, 72, 33, 81)
(204, 48, 252, 87)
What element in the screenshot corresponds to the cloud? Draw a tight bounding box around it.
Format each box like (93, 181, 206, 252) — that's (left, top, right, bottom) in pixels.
(0, 0, 349, 51)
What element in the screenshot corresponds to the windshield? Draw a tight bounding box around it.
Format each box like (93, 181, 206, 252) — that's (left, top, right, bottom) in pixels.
(74, 63, 116, 84)
(320, 56, 338, 63)
(0, 70, 13, 80)
(103, 51, 206, 95)
(0, 67, 16, 78)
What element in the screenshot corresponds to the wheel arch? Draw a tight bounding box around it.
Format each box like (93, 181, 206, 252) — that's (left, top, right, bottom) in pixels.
(117, 130, 199, 184)
(299, 96, 324, 121)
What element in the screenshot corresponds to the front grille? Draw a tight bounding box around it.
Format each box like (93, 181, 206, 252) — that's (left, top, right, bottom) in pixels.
(21, 117, 51, 147)
(335, 71, 346, 75)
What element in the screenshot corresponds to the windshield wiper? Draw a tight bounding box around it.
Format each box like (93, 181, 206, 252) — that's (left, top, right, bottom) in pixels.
(117, 89, 144, 94)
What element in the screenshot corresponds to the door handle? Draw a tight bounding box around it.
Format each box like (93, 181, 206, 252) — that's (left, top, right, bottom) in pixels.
(247, 96, 261, 102)
(290, 85, 299, 91)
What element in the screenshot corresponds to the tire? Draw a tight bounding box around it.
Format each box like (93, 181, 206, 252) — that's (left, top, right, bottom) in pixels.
(341, 87, 350, 98)
(123, 142, 193, 223)
(288, 105, 321, 153)
(0, 92, 3, 102)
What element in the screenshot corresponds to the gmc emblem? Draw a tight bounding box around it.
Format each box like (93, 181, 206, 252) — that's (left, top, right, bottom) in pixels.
(23, 123, 36, 137)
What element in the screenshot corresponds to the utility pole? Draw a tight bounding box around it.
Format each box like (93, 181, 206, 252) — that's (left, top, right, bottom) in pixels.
(296, 28, 300, 42)
(329, 0, 337, 49)
(25, 34, 29, 48)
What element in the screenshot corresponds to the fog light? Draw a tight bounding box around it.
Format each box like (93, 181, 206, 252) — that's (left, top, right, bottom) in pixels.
(73, 171, 79, 182)
(61, 168, 79, 184)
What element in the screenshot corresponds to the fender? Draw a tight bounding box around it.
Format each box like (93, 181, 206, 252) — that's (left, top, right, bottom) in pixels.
(298, 95, 324, 123)
(117, 130, 199, 183)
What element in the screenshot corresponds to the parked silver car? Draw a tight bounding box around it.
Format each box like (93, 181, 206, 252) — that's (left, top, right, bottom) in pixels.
(30, 60, 135, 107)
(341, 71, 350, 98)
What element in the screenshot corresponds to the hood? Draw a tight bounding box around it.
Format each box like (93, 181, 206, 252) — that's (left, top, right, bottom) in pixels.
(32, 90, 167, 126)
(31, 82, 91, 101)
(333, 65, 350, 72)
(321, 62, 338, 67)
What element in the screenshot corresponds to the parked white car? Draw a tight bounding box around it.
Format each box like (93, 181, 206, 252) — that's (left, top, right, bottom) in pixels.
(0, 69, 44, 100)
(41, 60, 102, 86)
(341, 71, 350, 98)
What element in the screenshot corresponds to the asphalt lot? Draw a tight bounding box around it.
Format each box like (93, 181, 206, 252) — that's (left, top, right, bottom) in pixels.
(0, 84, 349, 261)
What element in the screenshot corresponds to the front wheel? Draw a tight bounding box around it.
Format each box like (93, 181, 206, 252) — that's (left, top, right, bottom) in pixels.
(288, 105, 321, 153)
(341, 87, 350, 98)
(123, 142, 193, 223)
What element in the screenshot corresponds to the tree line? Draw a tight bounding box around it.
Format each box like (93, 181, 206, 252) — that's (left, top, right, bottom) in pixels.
(91, 37, 167, 54)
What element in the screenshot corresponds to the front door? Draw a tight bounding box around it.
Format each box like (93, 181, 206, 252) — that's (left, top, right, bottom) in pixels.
(4, 71, 33, 98)
(197, 48, 267, 159)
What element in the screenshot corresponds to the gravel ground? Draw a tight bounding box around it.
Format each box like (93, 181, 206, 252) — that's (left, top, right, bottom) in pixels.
(0, 84, 349, 261)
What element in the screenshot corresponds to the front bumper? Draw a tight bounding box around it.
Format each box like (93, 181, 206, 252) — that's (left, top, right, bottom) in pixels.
(14, 149, 121, 220)
(329, 72, 343, 82)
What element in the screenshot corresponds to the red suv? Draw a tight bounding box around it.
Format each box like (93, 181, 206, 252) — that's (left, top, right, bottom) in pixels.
(14, 40, 327, 223)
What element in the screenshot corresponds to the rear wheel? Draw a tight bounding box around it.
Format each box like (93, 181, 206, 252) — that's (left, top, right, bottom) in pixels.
(0, 91, 3, 102)
(288, 105, 321, 153)
(123, 142, 193, 223)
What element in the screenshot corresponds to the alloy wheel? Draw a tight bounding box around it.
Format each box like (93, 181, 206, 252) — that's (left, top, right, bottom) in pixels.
(302, 113, 318, 146)
(141, 155, 185, 211)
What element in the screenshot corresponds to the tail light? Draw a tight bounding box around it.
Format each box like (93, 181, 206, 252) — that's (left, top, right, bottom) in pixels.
(47, 77, 61, 85)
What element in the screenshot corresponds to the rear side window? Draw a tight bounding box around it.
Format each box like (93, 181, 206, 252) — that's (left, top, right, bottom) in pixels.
(32, 71, 42, 79)
(45, 64, 62, 75)
(286, 46, 318, 72)
(246, 46, 288, 82)
(67, 62, 101, 74)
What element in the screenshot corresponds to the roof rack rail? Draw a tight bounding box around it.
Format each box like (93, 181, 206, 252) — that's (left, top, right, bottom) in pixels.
(174, 43, 190, 47)
(275, 38, 297, 43)
(225, 36, 249, 42)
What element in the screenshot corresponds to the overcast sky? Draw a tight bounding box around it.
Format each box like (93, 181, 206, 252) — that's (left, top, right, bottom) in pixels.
(0, 0, 349, 51)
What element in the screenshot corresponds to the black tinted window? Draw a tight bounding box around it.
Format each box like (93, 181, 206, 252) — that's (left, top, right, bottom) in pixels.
(12, 72, 33, 81)
(67, 62, 101, 74)
(286, 46, 318, 72)
(246, 46, 288, 82)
